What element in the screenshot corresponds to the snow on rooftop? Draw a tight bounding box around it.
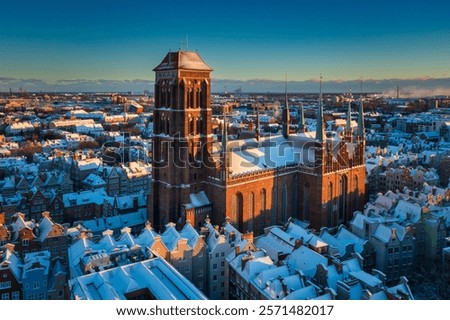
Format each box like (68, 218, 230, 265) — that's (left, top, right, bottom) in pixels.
(255, 228, 295, 263)
(63, 189, 112, 207)
(0, 246, 22, 280)
(285, 246, 327, 278)
(229, 140, 313, 176)
(393, 199, 422, 223)
(135, 224, 160, 248)
(36, 215, 54, 242)
(180, 223, 200, 249)
(335, 226, 366, 254)
(23, 251, 51, 276)
(349, 270, 382, 288)
(284, 285, 318, 300)
(187, 191, 210, 209)
(161, 223, 184, 251)
(154, 51, 213, 71)
(319, 229, 347, 257)
(82, 209, 146, 233)
(285, 222, 328, 248)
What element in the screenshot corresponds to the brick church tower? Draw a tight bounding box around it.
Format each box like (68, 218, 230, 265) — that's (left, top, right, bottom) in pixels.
(151, 51, 214, 230)
(150, 50, 366, 234)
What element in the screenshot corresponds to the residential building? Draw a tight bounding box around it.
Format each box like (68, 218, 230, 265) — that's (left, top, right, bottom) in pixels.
(69, 256, 207, 300)
(22, 251, 51, 300)
(0, 244, 22, 300)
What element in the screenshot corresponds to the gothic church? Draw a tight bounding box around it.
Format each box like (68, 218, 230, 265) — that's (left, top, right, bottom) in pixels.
(149, 51, 366, 234)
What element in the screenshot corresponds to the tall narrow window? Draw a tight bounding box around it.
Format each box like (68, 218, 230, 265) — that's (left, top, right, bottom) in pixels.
(327, 182, 333, 227)
(248, 192, 254, 232)
(200, 81, 207, 108)
(259, 189, 267, 233)
(232, 192, 243, 231)
(353, 175, 359, 213)
(303, 183, 310, 221)
(189, 88, 194, 108)
(292, 178, 298, 219)
(165, 119, 170, 135)
(282, 184, 288, 223)
(271, 187, 278, 225)
(339, 175, 348, 222)
(189, 117, 194, 135)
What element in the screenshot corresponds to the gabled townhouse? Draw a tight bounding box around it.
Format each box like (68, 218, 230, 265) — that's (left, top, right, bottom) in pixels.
(98, 166, 121, 196)
(201, 219, 255, 299)
(350, 212, 415, 281)
(10, 212, 39, 258)
(22, 251, 51, 300)
(320, 225, 375, 269)
(70, 158, 102, 191)
(0, 244, 22, 300)
(63, 189, 112, 225)
(159, 222, 208, 293)
(36, 211, 69, 265)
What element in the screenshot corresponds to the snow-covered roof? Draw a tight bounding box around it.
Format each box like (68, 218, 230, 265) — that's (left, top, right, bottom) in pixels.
(23, 251, 51, 277)
(228, 138, 314, 176)
(0, 245, 22, 280)
(36, 215, 55, 242)
(349, 270, 382, 288)
(228, 250, 274, 281)
(186, 191, 210, 209)
(335, 226, 367, 254)
(284, 285, 319, 300)
(153, 51, 213, 72)
(372, 223, 407, 243)
(82, 173, 106, 186)
(63, 189, 112, 207)
(255, 227, 295, 263)
(135, 224, 160, 248)
(253, 265, 290, 290)
(82, 209, 147, 233)
(161, 223, 184, 251)
(69, 257, 207, 300)
(319, 229, 347, 257)
(180, 223, 200, 249)
(285, 245, 327, 278)
(285, 222, 328, 249)
(393, 199, 422, 223)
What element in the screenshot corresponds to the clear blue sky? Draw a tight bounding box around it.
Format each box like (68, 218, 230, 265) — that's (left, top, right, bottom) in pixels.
(1, 0, 449, 89)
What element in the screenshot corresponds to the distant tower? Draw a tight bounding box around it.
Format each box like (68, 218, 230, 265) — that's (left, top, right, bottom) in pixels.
(357, 79, 365, 139)
(298, 104, 305, 132)
(151, 51, 213, 230)
(344, 101, 353, 142)
(282, 75, 290, 139)
(314, 75, 325, 174)
(316, 75, 324, 142)
(255, 103, 261, 141)
(221, 107, 229, 181)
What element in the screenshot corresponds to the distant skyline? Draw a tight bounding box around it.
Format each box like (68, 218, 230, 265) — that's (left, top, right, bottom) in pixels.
(1, 0, 450, 94)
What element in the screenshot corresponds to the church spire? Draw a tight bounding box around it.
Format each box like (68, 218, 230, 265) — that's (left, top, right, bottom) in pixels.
(346, 101, 352, 131)
(221, 106, 228, 180)
(358, 78, 365, 137)
(316, 75, 324, 142)
(255, 103, 261, 141)
(222, 107, 228, 155)
(298, 103, 305, 131)
(282, 74, 290, 139)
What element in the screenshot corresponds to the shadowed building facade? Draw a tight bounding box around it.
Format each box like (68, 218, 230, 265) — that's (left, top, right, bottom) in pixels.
(150, 51, 366, 234)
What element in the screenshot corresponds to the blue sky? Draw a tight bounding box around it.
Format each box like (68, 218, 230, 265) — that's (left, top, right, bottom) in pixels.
(1, 0, 450, 93)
